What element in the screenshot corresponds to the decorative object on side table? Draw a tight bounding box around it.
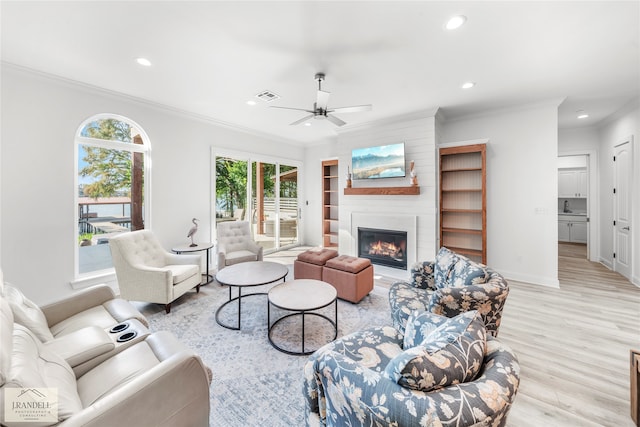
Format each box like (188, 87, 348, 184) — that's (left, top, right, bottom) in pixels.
(410, 160, 418, 186)
(187, 217, 199, 247)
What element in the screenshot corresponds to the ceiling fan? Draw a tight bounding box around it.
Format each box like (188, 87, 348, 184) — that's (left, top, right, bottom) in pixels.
(270, 73, 372, 127)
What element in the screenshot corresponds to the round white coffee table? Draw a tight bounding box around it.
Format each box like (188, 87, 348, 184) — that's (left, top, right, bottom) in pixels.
(215, 261, 289, 330)
(267, 279, 338, 355)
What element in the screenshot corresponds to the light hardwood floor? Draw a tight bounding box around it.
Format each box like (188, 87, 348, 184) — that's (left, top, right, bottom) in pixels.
(268, 244, 639, 425)
(502, 244, 639, 426)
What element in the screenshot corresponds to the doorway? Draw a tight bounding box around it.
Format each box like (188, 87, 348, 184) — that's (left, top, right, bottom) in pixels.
(557, 154, 590, 259)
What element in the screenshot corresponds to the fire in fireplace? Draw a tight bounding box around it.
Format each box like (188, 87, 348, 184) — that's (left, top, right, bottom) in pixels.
(358, 227, 408, 270)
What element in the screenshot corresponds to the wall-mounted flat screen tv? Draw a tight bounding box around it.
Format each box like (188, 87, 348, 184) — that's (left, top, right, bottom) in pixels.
(351, 142, 406, 179)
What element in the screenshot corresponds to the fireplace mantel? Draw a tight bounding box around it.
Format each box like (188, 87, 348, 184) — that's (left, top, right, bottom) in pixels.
(344, 186, 420, 196)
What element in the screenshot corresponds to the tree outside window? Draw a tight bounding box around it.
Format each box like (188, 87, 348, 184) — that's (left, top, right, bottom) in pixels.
(76, 116, 148, 275)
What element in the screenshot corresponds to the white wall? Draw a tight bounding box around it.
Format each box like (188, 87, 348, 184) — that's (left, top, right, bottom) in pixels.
(597, 99, 640, 285)
(335, 112, 439, 278)
(558, 127, 600, 152)
(1, 65, 304, 304)
(441, 102, 561, 286)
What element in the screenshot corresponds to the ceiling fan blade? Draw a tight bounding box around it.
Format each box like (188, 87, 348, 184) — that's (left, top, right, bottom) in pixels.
(316, 90, 330, 110)
(329, 104, 373, 114)
(270, 106, 314, 113)
(290, 114, 315, 126)
(326, 114, 347, 127)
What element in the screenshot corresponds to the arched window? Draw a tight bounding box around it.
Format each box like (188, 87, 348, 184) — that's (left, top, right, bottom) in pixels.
(75, 114, 150, 277)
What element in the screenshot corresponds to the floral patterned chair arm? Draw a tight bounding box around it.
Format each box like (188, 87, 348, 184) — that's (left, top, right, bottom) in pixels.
(309, 337, 520, 427)
(428, 274, 509, 338)
(304, 326, 404, 425)
(410, 261, 436, 290)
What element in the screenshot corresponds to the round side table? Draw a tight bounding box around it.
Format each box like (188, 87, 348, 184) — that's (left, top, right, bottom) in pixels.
(171, 242, 214, 285)
(267, 279, 338, 355)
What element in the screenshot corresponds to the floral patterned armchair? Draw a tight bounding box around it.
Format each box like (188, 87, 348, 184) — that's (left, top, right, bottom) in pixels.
(389, 247, 509, 337)
(303, 310, 520, 427)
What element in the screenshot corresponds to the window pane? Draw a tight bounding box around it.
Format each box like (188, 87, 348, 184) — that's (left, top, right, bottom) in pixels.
(253, 161, 276, 252)
(80, 118, 138, 144)
(215, 156, 248, 222)
(278, 164, 298, 247)
(78, 143, 144, 274)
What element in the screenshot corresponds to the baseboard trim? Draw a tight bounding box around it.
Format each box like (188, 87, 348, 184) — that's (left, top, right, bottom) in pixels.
(599, 257, 613, 270)
(70, 272, 117, 290)
(499, 270, 560, 288)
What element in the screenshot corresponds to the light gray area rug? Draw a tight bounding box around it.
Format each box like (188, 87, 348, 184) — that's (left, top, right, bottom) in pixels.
(139, 276, 392, 426)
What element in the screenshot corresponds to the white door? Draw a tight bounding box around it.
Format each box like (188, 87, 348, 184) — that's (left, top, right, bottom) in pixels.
(613, 140, 633, 279)
(571, 222, 588, 244)
(558, 221, 571, 242)
(558, 170, 577, 197)
(576, 170, 588, 197)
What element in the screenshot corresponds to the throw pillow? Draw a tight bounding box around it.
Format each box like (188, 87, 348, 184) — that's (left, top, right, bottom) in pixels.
(403, 310, 449, 349)
(434, 247, 459, 289)
(447, 255, 490, 288)
(3, 284, 55, 342)
(383, 310, 486, 392)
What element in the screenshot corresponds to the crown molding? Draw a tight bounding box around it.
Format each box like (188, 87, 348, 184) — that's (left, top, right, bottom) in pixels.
(335, 107, 441, 135)
(1, 61, 302, 147)
(441, 97, 566, 124)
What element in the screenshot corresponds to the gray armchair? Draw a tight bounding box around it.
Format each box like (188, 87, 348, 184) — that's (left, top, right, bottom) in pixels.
(216, 220, 263, 270)
(109, 230, 202, 314)
(304, 310, 520, 427)
(389, 247, 509, 337)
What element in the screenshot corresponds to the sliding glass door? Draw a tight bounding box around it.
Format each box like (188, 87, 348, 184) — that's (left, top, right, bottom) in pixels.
(278, 163, 299, 247)
(251, 160, 276, 251)
(215, 152, 300, 254)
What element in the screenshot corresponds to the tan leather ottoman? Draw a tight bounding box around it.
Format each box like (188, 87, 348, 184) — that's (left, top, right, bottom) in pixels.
(294, 248, 339, 280)
(322, 255, 374, 303)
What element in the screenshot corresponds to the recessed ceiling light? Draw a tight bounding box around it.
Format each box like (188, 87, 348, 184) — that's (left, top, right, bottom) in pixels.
(576, 110, 589, 119)
(461, 81, 475, 89)
(445, 15, 467, 30)
(136, 57, 152, 67)
(246, 100, 257, 106)
(304, 122, 312, 127)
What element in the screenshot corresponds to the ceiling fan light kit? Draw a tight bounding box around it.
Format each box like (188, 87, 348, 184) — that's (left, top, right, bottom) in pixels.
(271, 73, 372, 127)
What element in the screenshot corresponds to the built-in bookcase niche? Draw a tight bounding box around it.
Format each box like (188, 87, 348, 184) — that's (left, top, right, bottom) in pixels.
(322, 159, 339, 247)
(439, 144, 486, 263)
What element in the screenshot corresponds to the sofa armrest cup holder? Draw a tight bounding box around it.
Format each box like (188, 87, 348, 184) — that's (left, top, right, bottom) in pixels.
(117, 330, 137, 343)
(110, 322, 130, 333)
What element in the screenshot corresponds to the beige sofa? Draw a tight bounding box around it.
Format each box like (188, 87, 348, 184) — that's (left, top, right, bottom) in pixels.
(0, 273, 211, 426)
(2, 281, 148, 340)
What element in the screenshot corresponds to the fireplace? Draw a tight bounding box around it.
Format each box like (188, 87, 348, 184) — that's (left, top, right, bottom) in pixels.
(358, 227, 408, 270)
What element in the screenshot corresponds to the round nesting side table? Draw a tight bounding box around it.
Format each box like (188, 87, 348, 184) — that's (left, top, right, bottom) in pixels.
(267, 279, 338, 355)
(171, 242, 214, 285)
(215, 261, 289, 330)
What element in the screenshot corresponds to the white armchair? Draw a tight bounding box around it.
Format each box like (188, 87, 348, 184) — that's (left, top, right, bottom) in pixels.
(109, 230, 202, 314)
(216, 220, 263, 271)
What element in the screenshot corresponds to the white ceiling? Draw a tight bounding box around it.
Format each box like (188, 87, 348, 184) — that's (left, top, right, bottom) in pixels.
(2, 1, 639, 145)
